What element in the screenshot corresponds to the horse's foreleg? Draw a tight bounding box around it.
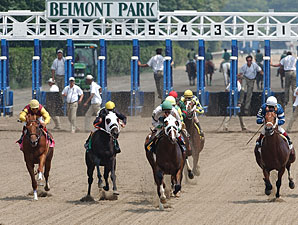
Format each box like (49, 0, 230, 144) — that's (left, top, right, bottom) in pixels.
(103, 165, 110, 192)
(263, 169, 272, 196)
(37, 150, 47, 180)
(174, 157, 185, 195)
(185, 157, 194, 180)
(26, 162, 38, 200)
(96, 165, 103, 188)
(286, 163, 295, 189)
(276, 167, 286, 198)
(192, 150, 200, 176)
(44, 147, 54, 191)
(110, 159, 119, 195)
(86, 152, 95, 196)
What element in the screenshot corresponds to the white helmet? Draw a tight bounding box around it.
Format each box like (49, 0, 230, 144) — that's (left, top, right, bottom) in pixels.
(165, 96, 176, 105)
(266, 96, 277, 106)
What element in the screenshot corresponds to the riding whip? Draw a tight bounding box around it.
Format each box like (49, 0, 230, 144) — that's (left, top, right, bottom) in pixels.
(246, 124, 264, 145)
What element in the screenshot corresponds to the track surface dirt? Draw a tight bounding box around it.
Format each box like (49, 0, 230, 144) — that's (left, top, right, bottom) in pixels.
(1, 55, 298, 224)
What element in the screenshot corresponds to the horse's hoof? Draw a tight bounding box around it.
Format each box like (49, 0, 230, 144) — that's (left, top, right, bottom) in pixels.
(289, 181, 295, 189)
(276, 193, 280, 198)
(175, 191, 181, 198)
(98, 182, 104, 189)
(160, 196, 166, 204)
(173, 184, 181, 195)
(265, 189, 271, 196)
(33, 191, 38, 201)
(44, 186, 50, 192)
(188, 170, 194, 179)
(193, 169, 200, 177)
(113, 190, 119, 195)
(103, 186, 109, 191)
(159, 201, 164, 211)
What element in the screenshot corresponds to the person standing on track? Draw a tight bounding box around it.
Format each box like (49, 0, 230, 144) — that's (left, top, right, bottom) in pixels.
(51, 49, 65, 92)
(138, 48, 166, 99)
(271, 51, 297, 106)
(238, 55, 262, 115)
(47, 78, 61, 130)
(83, 75, 102, 132)
(62, 77, 84, 133)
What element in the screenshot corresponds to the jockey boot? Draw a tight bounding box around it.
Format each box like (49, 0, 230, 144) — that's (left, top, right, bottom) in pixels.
(283, 132, 293, 150)
(256, 134, 264, 149)
(177, 135, 187, 153)
(196, 122, 204, 137)
(17, 126, 26, 144)
(114, 139, 121, 154)
(84, 132, 93, 152)
(146, 131, 157, 153)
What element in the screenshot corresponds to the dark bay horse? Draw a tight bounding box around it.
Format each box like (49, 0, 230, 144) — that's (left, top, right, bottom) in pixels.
(184, 100, 205, 177)
(254, 110, 296, 198)
(85, 111, 121, 198)
(205, 60, 215, 86)
(22, 114, 54, 200)
(145, 115, 185, 210)
(186, 60, 196, 86)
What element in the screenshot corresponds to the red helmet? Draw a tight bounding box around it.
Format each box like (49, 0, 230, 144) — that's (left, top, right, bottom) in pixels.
(169, 90, 178, 99)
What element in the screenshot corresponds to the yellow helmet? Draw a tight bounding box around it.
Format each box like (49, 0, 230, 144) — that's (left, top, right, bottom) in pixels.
(165, 96, 176, 105)
(29, 99, 39, 109)
(184, 90, 193, 98)
(105, 101, 115, 110)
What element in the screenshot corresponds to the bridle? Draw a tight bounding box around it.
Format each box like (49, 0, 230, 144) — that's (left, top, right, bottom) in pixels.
(185, 100, 195, 120)
(264, 110, 278, 136)
(25, 120, 42, 147)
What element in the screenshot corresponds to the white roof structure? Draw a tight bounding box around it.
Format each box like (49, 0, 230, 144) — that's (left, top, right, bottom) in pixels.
(1, 10, 298, 41)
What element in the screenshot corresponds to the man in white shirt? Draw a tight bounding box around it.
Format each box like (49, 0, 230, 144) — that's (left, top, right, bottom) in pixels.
(51, 49, 65, 92)
(286, 86, 298, 132)
(83, 75, 102, 132)
(272, 51, 297, 105)
(138, 48, 165, 99)
(48, 78, 61, 130)
(238, 55, 262, 115)
(62, 77, 84, 133)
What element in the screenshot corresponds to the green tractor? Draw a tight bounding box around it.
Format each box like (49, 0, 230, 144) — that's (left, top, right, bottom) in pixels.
(73, 43, 98, 90)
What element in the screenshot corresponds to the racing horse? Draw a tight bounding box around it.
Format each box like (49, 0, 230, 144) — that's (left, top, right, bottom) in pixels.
(186, 60, 196, 86)
(254, 110, 296, 198)
(205, 60, 215, 86)
(22, 114, 54, 200)
(184, 100, 205, 177)
(144, 115, 186, 210)
(85, 111, 121, 197)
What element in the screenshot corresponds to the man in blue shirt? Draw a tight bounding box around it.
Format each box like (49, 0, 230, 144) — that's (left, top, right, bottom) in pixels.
(256, 96, 293, 150)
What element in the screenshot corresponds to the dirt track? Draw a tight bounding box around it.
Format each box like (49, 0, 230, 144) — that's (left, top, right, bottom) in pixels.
(1, 55, 298, 224)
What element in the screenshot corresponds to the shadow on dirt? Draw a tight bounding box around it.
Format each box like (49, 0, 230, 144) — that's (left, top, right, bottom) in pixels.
(231, 199, 273, 204)
(0, 195, 31, 201)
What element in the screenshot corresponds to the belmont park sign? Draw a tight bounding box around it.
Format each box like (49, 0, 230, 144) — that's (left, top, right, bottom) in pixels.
(46, 0, 159, 19)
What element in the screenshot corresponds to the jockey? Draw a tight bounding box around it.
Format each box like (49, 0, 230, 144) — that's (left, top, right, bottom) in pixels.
(17, 99, 51, 144)
(85, 101, 126, 154)
(147, 100, 186, 153)
(179, 89, 204, 137)
(256, 96, 293, 150)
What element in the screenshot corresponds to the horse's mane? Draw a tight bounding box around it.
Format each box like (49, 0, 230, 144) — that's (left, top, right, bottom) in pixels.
(26, 114, 37, 122)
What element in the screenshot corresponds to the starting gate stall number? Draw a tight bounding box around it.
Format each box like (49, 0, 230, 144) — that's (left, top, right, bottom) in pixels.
(178, 23, 192, 37)
(46, 23, 60, 36)
(244, 24, 257, 38)
(112, 23, 126, 36)
(145, 23, 158, 36)
(79, 23, 94, 36)
(277, 24, 291, 38)
(211, 23, 225, 37)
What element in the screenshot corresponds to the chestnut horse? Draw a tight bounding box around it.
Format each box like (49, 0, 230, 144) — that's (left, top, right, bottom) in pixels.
(254, 110, 296, 198)
(22, 114, 54, 200)
(205, 60, 215, 86)
(184, 100, 205, 177)
(145, 115, 185, 210)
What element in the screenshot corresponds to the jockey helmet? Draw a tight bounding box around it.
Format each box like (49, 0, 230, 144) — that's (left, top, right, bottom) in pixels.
(184, 89, 193, 98)
(165, 96, 176, 106)
(169, 90, 178, 99)
(105, 101, 115, 110)
(266, 96, 277, 107)
(29, 99, 39, 109)
(161, 100, 173, 110)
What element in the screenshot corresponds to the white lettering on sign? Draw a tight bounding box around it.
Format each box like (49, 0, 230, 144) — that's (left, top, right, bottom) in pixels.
(46, 0, 159, 19)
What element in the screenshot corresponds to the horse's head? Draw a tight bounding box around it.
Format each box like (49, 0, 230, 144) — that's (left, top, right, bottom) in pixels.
(105, 112, 120, 139)
(264, 108, 278, 136)
(164, 114, 179, 144)
(185, 99, 195, 119)
(25, 115, 42, 147)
